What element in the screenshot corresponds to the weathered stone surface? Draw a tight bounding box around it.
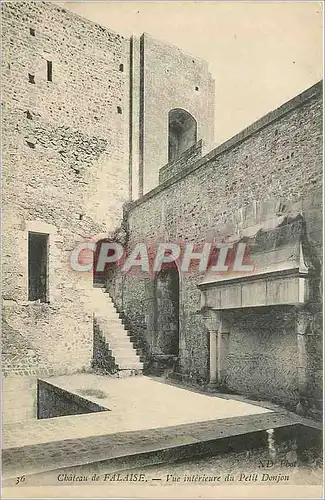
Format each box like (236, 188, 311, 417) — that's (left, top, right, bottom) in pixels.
(159, 140, 203, 184)
(2, 1, 129, 374)
(118, 83, 323, 407)
(2, 321, 51, 378)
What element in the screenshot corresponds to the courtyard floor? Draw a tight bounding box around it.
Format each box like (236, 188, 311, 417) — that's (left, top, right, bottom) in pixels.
(4, 374, 273, 449)
(3, 374, 320, 487)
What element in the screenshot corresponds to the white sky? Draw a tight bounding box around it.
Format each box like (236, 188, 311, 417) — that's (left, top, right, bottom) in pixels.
(57, 1, 323, 146)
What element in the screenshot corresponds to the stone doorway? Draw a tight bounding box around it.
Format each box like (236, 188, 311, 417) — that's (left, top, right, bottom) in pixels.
(93, 238, 113, 287)
(154, 263, 180, 356)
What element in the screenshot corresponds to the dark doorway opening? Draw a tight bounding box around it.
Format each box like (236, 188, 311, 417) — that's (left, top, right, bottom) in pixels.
(93, 238, 116, 288)
(28, 232, 48, 302)
(168, 108, 197, 164)
(154, 263, 180, 356)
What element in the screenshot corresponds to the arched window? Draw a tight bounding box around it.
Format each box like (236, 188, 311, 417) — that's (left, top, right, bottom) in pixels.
(168, 109, 197, 163)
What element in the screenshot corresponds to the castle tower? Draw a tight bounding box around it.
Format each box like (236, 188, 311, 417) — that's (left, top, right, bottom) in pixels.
(129, 33, 215, 197)
(1, 1, 215, 376)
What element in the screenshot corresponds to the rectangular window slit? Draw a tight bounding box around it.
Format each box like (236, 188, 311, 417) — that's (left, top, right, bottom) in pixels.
(30, 28, 35, 36)
(47, 60, 53, 82)
(28, 232, 49, 302)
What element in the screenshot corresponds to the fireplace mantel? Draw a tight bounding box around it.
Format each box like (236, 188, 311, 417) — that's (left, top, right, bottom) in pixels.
(198, 215, 314, 309)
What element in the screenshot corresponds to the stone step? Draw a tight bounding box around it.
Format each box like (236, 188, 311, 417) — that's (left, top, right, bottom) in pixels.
(108, 345, 143, 359)
(95, 319, 127, 333)
(105, 339, 133, 347)
(116, 363, 144, 370)
(109, 352, 138, 361)
(117, 368, 143, 377)
(94, 297, 115, 305)
(95, 309, 123, 319)
(103, 328, 130, 338)
(112, 358, 141, 366)
(111, 351, 140, 360)
(111, 346, 141, 356)
(113, 354, 142, 363)
(94, 307, 118, 317)
(98, 330, 129, 340)
(110, 351, 143, 371)
(114, 361, 142, 369)
(102, 317, 124, 325)
(92, 292, 114, 304)
(108, 343, 138, 351)
(99, 329, 133, 343)
(105, 337, 133, 346)
(98, 319, 126, 330)
(107, 343, 135, 352)
(106, 337, 136, 346)
(94, 308, 120, 316)
(112, 350, 144, 363)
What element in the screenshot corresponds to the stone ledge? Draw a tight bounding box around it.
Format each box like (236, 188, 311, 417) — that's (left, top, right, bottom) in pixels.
(3, 412, 306, 480)
(159, 140, 203, 184)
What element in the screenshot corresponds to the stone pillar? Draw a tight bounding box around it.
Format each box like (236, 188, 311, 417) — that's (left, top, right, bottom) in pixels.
(218, 333, 230, 385)
(209, 328, 218, 385)
(295, 305, 312, 413)
(202, 310, 230, 387)
(202, 312, 217, 385)
(215, 312, 230, 386)
(145, 280, 156, 354)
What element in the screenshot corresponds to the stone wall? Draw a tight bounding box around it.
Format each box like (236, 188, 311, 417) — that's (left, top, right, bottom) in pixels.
(159, 140, 203, 184)
(224, 307, 298, 405)
(3, 376, 38, 424)
(2, 321, 52, 377)
(2, 1, 129, 374)
(37, 379, 108, 419)
(116, 81, 323, 407)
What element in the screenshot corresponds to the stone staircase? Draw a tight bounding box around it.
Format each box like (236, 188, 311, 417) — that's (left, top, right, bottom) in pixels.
(92, 287, 143, 375)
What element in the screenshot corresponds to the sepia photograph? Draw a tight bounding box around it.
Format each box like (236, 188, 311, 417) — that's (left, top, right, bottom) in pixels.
(1, 1, 323, 499)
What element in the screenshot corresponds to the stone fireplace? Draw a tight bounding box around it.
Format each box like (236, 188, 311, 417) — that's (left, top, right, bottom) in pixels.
(198, 213, 318, 411)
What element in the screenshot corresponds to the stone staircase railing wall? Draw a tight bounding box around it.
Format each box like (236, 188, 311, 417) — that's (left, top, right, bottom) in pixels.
(105, 287, 150, 371)
(92, 288, 144, 376)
